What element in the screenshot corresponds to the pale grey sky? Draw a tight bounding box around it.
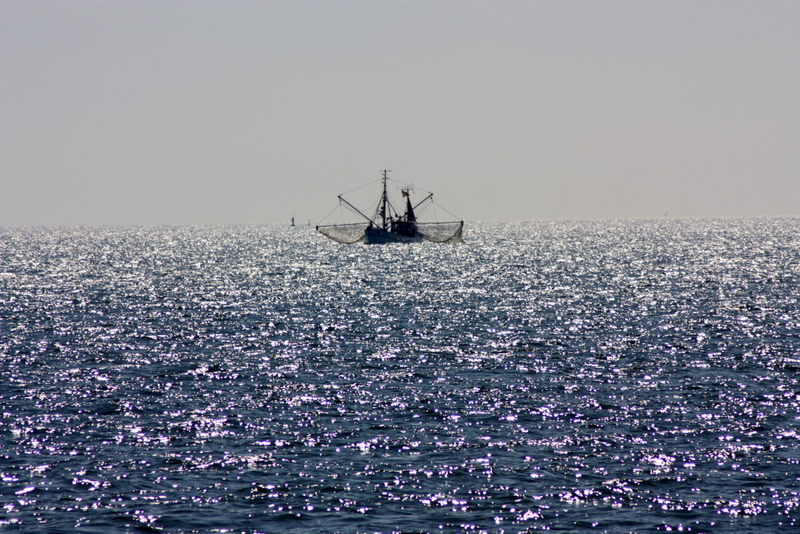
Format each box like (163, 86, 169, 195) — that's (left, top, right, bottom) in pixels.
(1, 0, 798, 226)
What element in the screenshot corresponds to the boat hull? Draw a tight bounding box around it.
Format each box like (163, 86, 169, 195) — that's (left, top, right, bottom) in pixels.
(364, 226, 424, 244)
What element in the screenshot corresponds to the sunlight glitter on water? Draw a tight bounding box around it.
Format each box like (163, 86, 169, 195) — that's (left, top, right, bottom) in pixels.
(1, 219, 800, 532)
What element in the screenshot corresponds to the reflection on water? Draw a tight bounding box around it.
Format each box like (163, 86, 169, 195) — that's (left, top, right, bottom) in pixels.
(1, 219, 799, 532)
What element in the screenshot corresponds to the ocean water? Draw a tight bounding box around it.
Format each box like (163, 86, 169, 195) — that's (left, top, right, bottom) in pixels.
(1, 218, 799, 534)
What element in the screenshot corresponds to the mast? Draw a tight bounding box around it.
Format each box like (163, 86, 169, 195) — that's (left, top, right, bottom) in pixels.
(380, 170, 390, 230)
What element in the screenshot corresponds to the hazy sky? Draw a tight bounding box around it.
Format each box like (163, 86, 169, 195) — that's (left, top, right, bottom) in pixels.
(1, 0, 798, 226)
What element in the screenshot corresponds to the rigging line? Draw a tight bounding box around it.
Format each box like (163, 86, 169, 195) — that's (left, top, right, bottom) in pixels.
(430, 199, 462, 221)
(317, 203, 345, 225)
(339, 194, 373, 223)
(338, 178, 383, 197)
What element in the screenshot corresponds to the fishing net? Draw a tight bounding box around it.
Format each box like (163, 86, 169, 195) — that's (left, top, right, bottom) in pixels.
(316, 223, 368, 244)
(418, 221, 464, 243)
(317, 221, 464, 244)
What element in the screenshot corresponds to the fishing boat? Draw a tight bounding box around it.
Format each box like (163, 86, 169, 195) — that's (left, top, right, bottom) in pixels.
(316, 170, 464, 244)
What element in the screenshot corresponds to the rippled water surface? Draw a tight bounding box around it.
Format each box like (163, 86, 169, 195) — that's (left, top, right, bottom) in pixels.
(2, 219, 800, 533)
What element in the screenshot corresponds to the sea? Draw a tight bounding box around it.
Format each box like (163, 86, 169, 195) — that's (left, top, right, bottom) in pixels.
(1, 218, 799, 534)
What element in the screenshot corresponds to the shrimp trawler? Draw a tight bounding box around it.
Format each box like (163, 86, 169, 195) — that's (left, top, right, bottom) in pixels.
(316, 170, 464, 244)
